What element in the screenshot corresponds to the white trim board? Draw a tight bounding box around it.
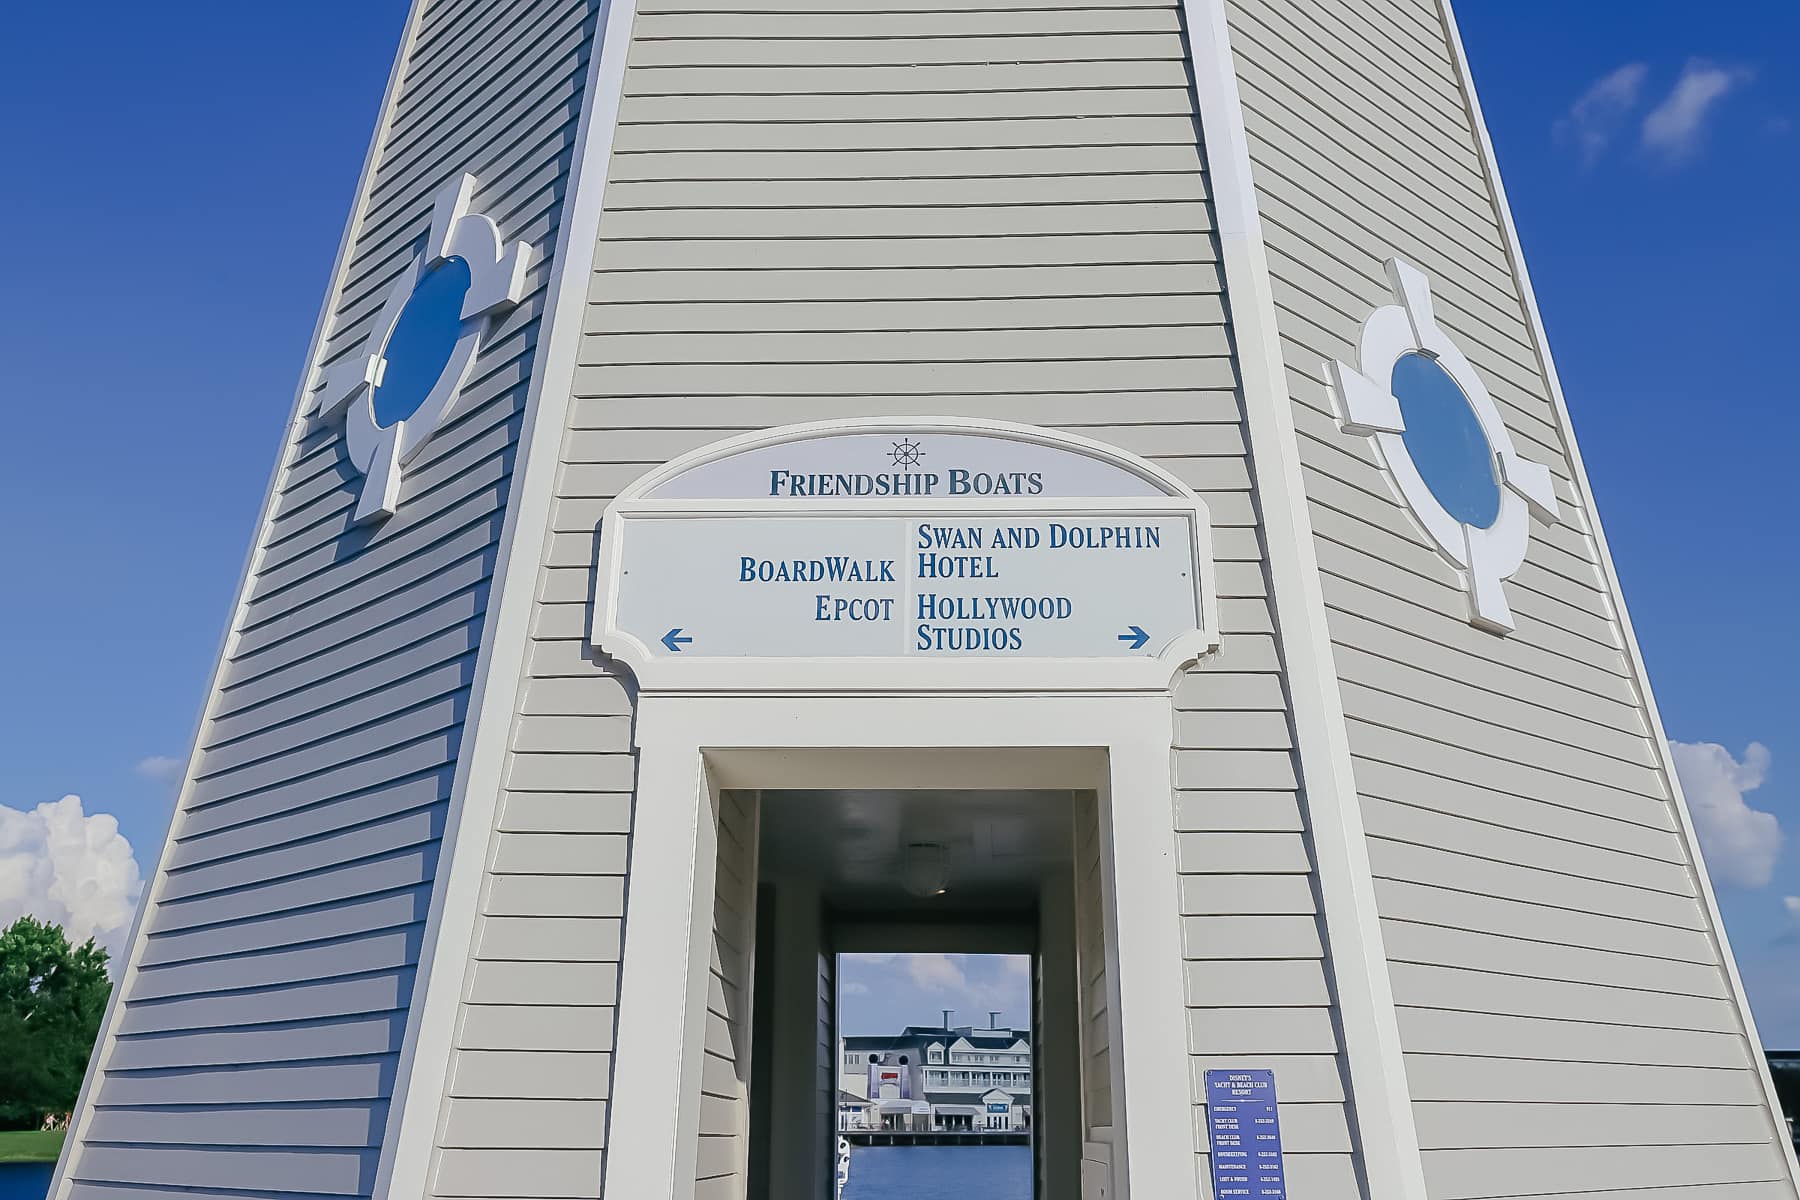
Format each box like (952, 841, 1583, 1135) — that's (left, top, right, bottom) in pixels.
(45, 3, 436, 1195)
(602, 694, 1202, 1200)
(372, 0, 644, 1190)
(1436, 1, 1800, 1189)
(1177, 2, 1429, 1198)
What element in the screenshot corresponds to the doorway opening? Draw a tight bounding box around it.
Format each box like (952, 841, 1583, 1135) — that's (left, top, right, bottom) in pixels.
(731, 787, 1113, 1200)
(602, 717, 1202, 1200)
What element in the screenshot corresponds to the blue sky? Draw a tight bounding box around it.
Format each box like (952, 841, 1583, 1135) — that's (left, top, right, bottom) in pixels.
(0, 3, 1795, 1036)
(839, 955, 1033, 1037)
(1457, 0, 1800, 1042)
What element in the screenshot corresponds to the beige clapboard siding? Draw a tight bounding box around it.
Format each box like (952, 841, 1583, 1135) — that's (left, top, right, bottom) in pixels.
(1235, 3, 1477, 186)
(1361, 797, 1688, 894)
(1318, 575, 1643, 723)
(1409, 1054, 1776, 1109)
(606, 173, 1211, 211)
(698, 792, 757, 1195)
(1413, 1101, 1774, 1152)
(1380, 914, 1732, 1000)
(634, 7, 1180, 35)
(628, 33, 1185, 68)
(587, 294, 1229, 333)
(71, 0, 596, 1195)
(596, 200, 1214, 237)
(1387, 962, 1743, 1035)
(435, 0, 1364, 1192)
(639, 0, 1172, 11)
(1421, 1144, 1787, 1200)
(587, 263, 1224, 303)
(620, 86, 1200, 123)
(1229, 22, 1492, 237)
(428, 671, 633, 1189)
(625, 60, 1197, 95)
(1223, 0, 1793, 1191)
(606, 146, 1206, 182)
(1074, 796, 1114, 1131)
(1354, 756, 1678, 852)
(611, 115, 1204, 154)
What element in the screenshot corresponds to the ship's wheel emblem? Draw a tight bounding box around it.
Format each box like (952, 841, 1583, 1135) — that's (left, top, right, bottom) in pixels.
(889, 439, 925, 468)
(309, 173, 533, 526)
(1326, 259, 1559, 634)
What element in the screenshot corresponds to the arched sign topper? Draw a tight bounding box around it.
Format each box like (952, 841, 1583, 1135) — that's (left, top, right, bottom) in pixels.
(589, 417, 1220, 693)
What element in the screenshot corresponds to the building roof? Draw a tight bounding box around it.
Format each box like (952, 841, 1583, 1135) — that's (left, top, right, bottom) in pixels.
(949, 1032, 1030, 1050)
(844, 1026, 1031, 1052)
(841, 1034, 925, 1053)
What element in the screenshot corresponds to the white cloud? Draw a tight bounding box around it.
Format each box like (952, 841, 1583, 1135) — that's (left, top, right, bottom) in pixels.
(1672, 741, 1780, 889)
(1642, 60, 1755, 164)
(839, 953, 1033, 1034)
(907, 953, 968, 993)
(1555, 63, 1649, 165)
(1784, 896, 1800, 932)
(0, 795, 143, 962)
(134, 755, 184, 786)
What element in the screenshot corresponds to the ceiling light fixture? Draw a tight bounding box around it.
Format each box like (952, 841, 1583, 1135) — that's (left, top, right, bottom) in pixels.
(901, 842, 950, 898)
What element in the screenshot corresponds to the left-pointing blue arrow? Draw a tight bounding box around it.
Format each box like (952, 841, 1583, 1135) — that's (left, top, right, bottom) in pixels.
(661, 628, 693, 652)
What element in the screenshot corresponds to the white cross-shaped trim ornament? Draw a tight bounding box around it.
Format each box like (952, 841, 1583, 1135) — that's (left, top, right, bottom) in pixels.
(309, 173, 533, 526)
(1326, 259, 1559, 634)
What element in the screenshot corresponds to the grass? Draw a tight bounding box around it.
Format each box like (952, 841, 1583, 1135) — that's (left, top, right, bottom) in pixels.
(0, 1130, 64, 1163)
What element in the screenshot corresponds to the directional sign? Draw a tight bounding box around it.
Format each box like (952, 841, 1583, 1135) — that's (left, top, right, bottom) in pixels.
(590, 418, 1219, 688)
(613, 511, 1200, 661)
(1204, 1069, 1286, 1199)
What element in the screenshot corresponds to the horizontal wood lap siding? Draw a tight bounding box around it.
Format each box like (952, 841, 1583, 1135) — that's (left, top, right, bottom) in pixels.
(68, 2, 599, 1198)
(697, 792, 758, 1197)
(1073, 796, 1114, 1138)
(1222, 0, 1794, 1195)
(425, 0, 1361, 1194)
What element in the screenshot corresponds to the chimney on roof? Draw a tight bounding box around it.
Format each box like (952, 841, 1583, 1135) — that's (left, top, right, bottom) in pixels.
(942, 1009, 954, 1031)
(989, 1010, 1002, 1029)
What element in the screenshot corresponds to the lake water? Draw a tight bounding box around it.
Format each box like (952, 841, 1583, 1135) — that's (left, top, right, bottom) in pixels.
(0, 1147, 1030, 1200)
(840, 1145, 1032, 1200)
(0, 1165, 52, 1200)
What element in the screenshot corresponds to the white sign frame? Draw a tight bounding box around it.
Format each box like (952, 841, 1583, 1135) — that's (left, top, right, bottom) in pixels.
(589, 417, 1220, 693)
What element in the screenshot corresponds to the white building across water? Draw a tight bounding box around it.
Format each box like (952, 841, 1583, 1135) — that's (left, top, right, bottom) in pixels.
(45, 0, 1800, 1198)
(839, 1022, 1033, 1133)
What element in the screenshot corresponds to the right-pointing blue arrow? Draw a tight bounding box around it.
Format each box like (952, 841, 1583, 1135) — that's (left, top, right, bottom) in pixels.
(1118, 625, 1149, 651)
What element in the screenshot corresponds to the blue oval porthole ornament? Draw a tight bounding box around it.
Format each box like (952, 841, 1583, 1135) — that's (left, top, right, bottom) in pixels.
(1390, 351, 1502, 530)
(372, 255, 473, 429)
(1326, 259, 1561, 634)
(308, 172, 534, 528)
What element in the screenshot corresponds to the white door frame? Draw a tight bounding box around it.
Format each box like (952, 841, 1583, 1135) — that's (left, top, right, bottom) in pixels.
(599, 691, 1202, 1200)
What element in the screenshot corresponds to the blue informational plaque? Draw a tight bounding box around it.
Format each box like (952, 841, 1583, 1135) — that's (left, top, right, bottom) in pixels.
(1204, 1069, 1287, 1199)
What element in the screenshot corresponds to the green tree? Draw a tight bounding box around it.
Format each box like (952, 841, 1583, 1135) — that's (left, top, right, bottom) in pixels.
(0, 916, 112, 1129)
